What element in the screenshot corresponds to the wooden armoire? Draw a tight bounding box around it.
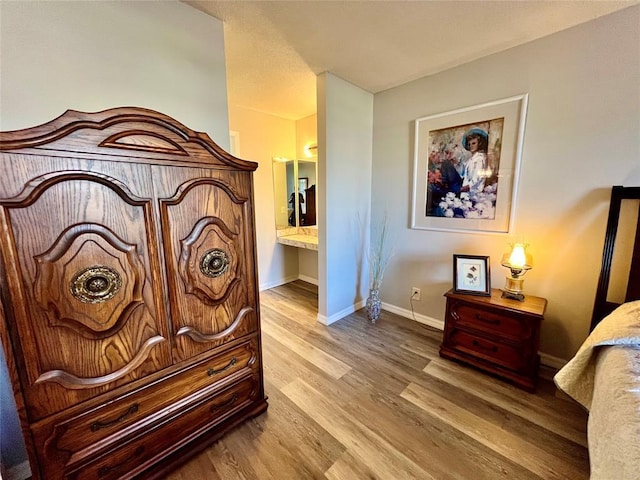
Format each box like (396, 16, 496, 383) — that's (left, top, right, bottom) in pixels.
(0, 108, 268, 479)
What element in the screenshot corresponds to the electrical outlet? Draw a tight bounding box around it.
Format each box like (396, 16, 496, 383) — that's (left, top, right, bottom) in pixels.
(411, 287, 421, 301)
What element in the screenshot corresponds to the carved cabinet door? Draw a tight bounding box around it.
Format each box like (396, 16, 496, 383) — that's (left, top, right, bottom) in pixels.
(156, 166, 259, 362)
(0, 159, 172, 419)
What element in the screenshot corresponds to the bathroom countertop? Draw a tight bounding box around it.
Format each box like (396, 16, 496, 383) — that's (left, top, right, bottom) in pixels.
(277, 234, 318, 250)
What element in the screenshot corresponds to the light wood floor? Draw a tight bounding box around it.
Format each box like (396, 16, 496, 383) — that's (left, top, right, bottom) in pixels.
(167, 281, 589, 480)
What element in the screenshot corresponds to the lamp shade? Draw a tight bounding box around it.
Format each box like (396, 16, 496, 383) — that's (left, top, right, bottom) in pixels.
(501, 243, 532, 270)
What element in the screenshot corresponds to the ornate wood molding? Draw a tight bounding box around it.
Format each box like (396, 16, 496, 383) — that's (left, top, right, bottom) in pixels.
(176, 306, 253, 343)
(0, 107, 257, 171)
(34, 335, 166, 389)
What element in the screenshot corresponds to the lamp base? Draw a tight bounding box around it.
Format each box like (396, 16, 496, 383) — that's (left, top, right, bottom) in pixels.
(501, 290, 525, 301)
(502, 276, 525, 301)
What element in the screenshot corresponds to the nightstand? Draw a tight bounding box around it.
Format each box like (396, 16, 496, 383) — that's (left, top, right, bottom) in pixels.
(440, 288, 547, 392)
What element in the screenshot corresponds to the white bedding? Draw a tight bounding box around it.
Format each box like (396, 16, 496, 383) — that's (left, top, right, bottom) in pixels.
(554, 300, 640, 479)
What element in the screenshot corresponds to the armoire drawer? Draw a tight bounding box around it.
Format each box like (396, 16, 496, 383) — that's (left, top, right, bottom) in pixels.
(65, 374, 259, 480)
(31, 338, 258, 468)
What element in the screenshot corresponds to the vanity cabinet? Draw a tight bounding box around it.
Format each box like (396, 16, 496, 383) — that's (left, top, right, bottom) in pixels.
(0, 108, 267, 479)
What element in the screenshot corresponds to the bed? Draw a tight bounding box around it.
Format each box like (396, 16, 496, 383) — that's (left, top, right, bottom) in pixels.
(554, 185, 640, 479)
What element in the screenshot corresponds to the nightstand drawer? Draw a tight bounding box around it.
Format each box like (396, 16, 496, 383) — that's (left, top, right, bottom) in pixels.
(452, 303, 532, 340)
(447, 329, 524, 371)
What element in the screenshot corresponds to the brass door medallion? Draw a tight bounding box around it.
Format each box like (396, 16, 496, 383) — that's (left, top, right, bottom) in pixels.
(71, 266, 122, 304)
(200, 249, 229, 278)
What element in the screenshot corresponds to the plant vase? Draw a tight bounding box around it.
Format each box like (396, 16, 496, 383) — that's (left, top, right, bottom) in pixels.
(366, 289, 381, 323)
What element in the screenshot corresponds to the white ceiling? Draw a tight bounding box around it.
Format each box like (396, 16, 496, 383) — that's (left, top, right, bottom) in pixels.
(187, 0, 637, 120)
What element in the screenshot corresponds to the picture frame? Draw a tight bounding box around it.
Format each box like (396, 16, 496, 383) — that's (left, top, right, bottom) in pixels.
(411, 95, 528, 234)
(453, 254, 491, 296)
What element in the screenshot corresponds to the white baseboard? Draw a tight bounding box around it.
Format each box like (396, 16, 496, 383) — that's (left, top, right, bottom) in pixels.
(297, 274, 318, 286)
(539, 352, 567, 370)
(381, 302, 444, 330)
(5, 461, 30, 480)
(259, 275, 298, 292)
(317, 299, 366, 325)
(317, 299, 441, 328)
(259, 274, 319, 291)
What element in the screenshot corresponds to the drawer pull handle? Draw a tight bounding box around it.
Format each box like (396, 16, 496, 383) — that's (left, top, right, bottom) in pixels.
(472, 339, 498, 353)
(207, 357, 237, 376)
(97, 445, 144, 477)
(211, 393, 239, 412)
(91, 403, 139, 432)
(475, 314, 500, 325)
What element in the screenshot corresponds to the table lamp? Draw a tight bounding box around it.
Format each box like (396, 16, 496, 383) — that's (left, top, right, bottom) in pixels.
(501, 243, 532, 301)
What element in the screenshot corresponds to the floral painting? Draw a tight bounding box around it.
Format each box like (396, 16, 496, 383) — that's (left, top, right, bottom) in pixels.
(426, 118, 503, 219)
(411, 95, 528, 234)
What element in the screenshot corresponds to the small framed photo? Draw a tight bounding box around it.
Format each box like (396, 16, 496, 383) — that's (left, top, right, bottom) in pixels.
(453, 254, 491, 296)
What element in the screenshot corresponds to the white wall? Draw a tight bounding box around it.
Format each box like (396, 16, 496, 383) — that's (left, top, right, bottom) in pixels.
(298, 249, 319, 284)
(0, 0, 229, 471)
(296, 114, 318, 159)
(295, 115, 319, 284)
(372, 6, 640, 362)
(0, 1, 230, 147)
(228, 106, 301, 290)
(318, 73, 374, 323)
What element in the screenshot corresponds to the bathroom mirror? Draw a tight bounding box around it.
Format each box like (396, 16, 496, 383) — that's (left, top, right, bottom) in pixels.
(272, 157, 317, 231)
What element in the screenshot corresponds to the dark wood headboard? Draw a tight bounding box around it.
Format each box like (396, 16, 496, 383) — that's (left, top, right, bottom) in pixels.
(591, 186, 640, 330)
